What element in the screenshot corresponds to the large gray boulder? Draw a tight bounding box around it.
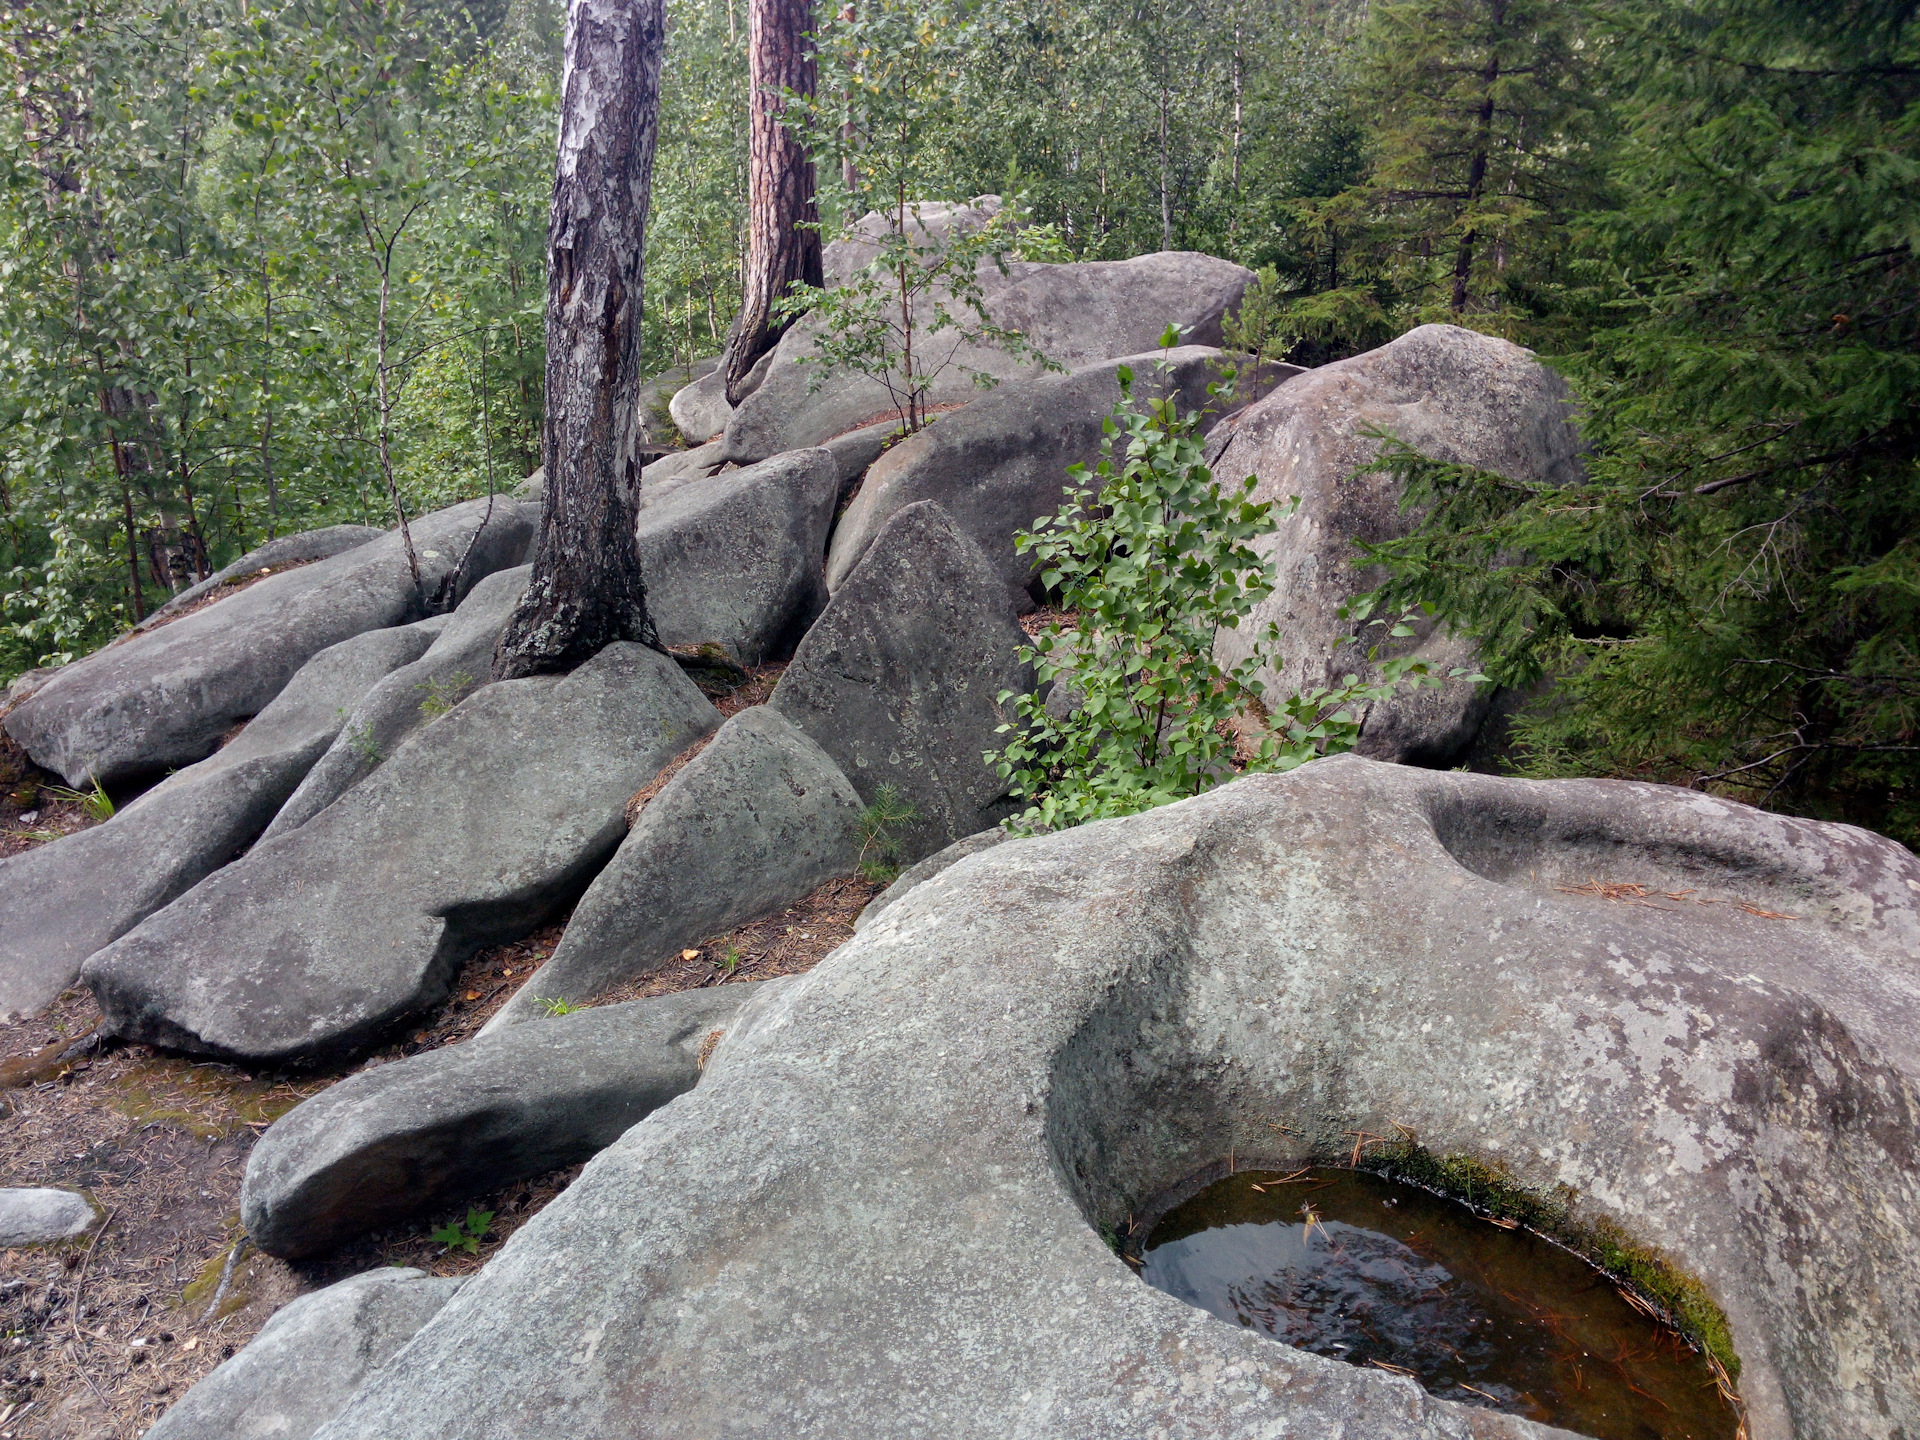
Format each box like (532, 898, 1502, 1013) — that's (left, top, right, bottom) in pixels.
(146, 1268, 462, 1440)
(261, 567, 531, 843)
(134, 524, 386, 631)
(0, 1187, 97, 1246)
(0, 621, 442, 1018)
(1213, 323, 1583, 765)
(719, 249, 1256, 465)
(4, 496, 535, 787)
(826, 347, 1298, 608)
(667, 350, 771, 444)
(308, 758, 1920, 1440)
(638, 448, 841, 664)
(244, 985, 769, 1258)
(485, 708, 861, 1028)
(83, 643, 721, 1063)
(770, 501, 1030, 860)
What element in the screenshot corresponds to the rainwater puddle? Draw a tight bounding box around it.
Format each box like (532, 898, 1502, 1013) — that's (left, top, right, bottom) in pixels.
(1138, 1167, 1739, 1440)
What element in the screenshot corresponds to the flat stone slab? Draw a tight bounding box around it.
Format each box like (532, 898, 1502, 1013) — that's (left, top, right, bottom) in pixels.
(638, 449, 840, 663)
(4, 496, 534, 786)
(720, 250, 1256, 464)
(244, 984, 768, 1258)
(262, 567, 530, 842)
(308, 757, 1919, 1440)
(83, 643, 720, 1063)
(1213, 323, 1583, 765)
(771, 500, 1031, 860)
(826, 346, 1292, 607)
(0, 621, 443, 1018)
(147, 1268, 462, 1440)
(0, 1187, 97, 1246)
(134, 524, 386, 631)
(486, 708, 860, 1026)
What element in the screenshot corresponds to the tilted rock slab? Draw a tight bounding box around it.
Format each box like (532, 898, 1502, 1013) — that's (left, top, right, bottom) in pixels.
(826, 346, 1299, 608)
(771, 500, 1030, 861)
(1213, 322, 1583, 765)
(261, 567, 530, 843)
(637, 448, 841, 664)
(0, 621, 443, 1018)
(83, 644, 720, 1063)
(719, 251, 1256, 465)
(146, 1268, 462, 1440)
(667, 349, 770, 444)
(244, 984, 770, 1258)
(852, 824, 1008, 933)
(309, 757, 1918, 1440)
(133, 523, 385, 632)
(3, 495, 534, 787)
(484, 708, 860, 1027)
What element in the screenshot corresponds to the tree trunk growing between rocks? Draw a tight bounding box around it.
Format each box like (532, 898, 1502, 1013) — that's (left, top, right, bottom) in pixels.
(721, 0, 823, 406)
(493, 0, 667, 681)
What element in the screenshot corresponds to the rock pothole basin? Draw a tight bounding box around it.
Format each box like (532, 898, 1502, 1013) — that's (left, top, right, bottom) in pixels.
(312, 756, 1920, 1440)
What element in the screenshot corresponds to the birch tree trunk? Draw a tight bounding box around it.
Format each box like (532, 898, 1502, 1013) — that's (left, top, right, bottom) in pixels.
(493, 0, 667, 680)
(721, 0, 823, 405)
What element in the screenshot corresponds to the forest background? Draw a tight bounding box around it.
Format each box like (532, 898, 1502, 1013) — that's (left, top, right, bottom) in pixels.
(1, 0, 1914, 841)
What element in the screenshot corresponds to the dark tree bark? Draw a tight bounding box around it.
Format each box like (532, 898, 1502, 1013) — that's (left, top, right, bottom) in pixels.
(493, 0, 667, 680)
(721, 0, 823, 405)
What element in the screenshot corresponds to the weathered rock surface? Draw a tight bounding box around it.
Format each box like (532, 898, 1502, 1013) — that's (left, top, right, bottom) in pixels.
(3, 496, 534, 787)
(0, 622, 442, 1018)
(852, 825, 1009, 933)
(0, 1187, 96, 1246)
(826, 347, 1296, 606)
(638, 448, 840, 663)
(310, 758, 1919, 1440)
(146, 1268, 462, 1440)
(771, 501, 1030, 860)
(820, 419, 900, 495)
(261, 567, 530, 842)
(486, 709, 860, 1027)
(1213, 323, 1583, 765)
(134, 524, 386, 631)
(245, 986, 769, 1258)
(83, 644, 720, 1063)
(720, 250, 1256, 464)
(668, 350, 770, 443)
(638, 440, 723, 502)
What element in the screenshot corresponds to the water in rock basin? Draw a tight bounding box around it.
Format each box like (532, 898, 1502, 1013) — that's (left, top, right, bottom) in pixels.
(1138, 1168, 1740, 1440)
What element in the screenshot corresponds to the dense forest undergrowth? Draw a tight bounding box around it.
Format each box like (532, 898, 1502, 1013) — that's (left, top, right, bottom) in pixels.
(1, 0, 1915, 841)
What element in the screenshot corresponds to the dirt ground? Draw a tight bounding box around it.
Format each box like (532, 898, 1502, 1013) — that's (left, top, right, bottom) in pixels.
(0, 659, 880, 1439)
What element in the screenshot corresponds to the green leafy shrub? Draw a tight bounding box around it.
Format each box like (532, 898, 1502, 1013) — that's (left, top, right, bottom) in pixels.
(988, 331, 1469, 831)
(429, 1207, 495, 1254)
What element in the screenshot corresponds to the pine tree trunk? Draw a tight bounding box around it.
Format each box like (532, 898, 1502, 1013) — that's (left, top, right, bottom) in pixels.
(721, 0, 823, 405)
(493, 0, 667, 681)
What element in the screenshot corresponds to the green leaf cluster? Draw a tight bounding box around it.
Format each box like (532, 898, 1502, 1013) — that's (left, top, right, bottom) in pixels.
(988, 335, 1460, 831)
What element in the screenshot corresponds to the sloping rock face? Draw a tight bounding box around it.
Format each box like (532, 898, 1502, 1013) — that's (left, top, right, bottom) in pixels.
(486, 708, 861, 1027)
(0, 622, 442, 1018)
(261, 567, 530, 842)
(1212, 323, 1582, 765)
(133, 523, 386, 631)
(719, 251, 1256, 465)
(307, 758, 1919, 1440)
(638, 449, 840, 663)
(851, 825, 1007, 933)
(667, 350, 771, 443)
(3, 496, 534, 787)
(244, 985, 769, 1258)
(826, 347, 1298, 607)
(146, 1268, 462, 1440)
(82, 644, 720, 1063)
(770, 501, 1030, 860)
